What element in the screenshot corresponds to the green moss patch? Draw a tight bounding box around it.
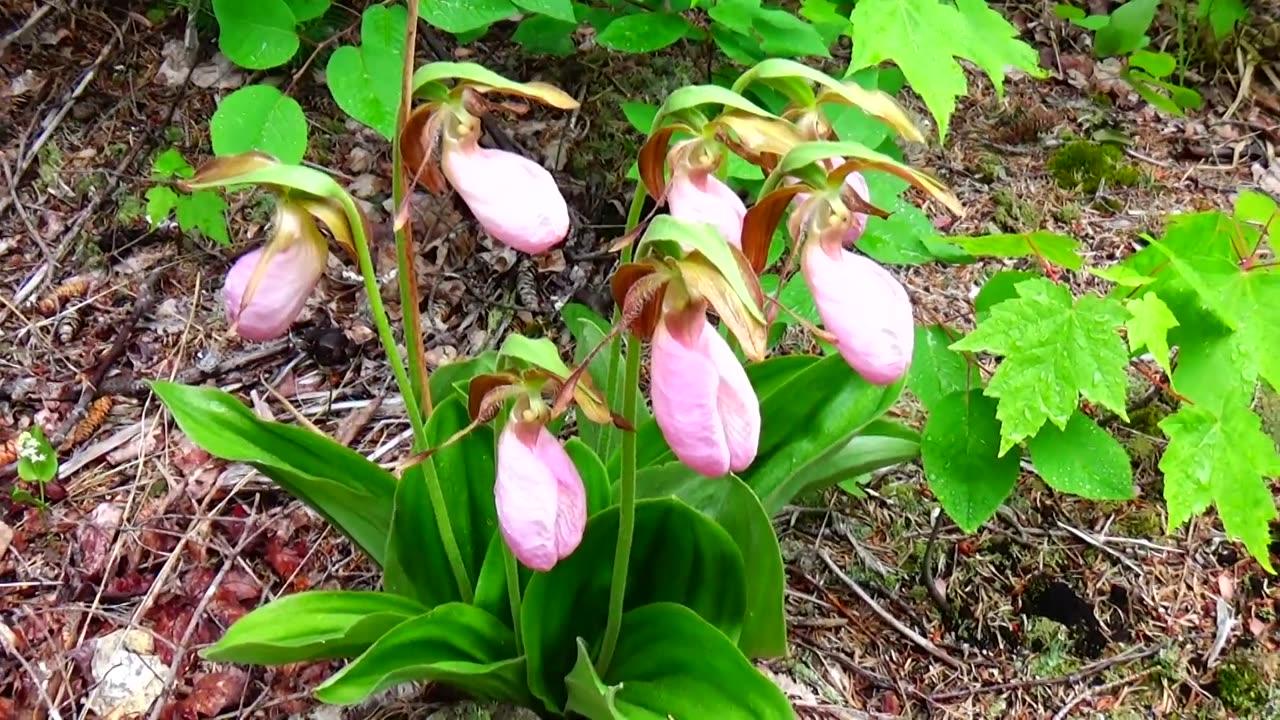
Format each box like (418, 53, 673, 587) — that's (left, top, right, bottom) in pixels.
(1048, 141, 1143, 193)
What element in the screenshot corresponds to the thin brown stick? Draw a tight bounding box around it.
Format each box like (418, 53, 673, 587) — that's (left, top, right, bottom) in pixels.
(929, 645, 1160, 702)
(9, 25, 192, 313)
(1052, 667, 1158, 720)
(397, 0, 432, 417)
(283, 15, 361, 97)
(0, 621, 63, 718)
(1, 156, 53, 258)
(144, 504, 270, 720)
(920, 509, 954, 618)
(15, 25, 121, 182)
(817, 549, 965, 671)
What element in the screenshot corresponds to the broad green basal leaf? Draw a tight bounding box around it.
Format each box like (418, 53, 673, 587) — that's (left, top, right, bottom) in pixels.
(472, 533, 532, 629)
(789, 421, 921, 497)
(383, 396, 495, 607)
(314, 602, 528, 705)
(739, 353, 903, 514)
(565, 438, 613, 518)
(566, 603, 796, 719)
(203, 591, 426, 665)
(151, 381, 395, 565)
(633, 466, 786, 659)
(521, 498, 747, 713)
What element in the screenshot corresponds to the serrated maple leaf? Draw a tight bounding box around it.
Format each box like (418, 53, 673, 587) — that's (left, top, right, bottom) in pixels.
(1125, 293, 1179, 376)
(1159, 400, 1280, 572)
(846, 0, 1045, 141)
(950, 278, 1130, 455)
(1214, 267, 1280, 394)
(1142, 234, 1280, 395)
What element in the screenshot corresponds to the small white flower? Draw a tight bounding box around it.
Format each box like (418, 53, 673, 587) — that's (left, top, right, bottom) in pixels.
(17, 431, 46, 464)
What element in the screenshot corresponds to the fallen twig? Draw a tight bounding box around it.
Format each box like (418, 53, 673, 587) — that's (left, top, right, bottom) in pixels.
(98, 340, 293, 398)
(0, 4, 54, 53)
(1, 156, 53, 258)
(920, 509, 954, 619)
(1056, 521, 1144, 573)
(144, 506, 270, 720)
(1051, 667, 1158, 720)
(0, 622, 64, 720)
(928, 645, 1160, 702)
(15, 25, 121, 183)
(50, 266, 168, 449)
(817, 549, 965, 671)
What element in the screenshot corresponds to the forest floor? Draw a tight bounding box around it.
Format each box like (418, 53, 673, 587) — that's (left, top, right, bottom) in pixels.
(2, 1, 1280, 718)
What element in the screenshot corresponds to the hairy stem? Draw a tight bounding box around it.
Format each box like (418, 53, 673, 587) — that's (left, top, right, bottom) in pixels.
(368, 0, 470, 603)
(345, 194, 473, 601)
(395, 0, 432, 419)
(597, 186, 648, 460)
(594, 185, 648, 676)
(347, 199, 423, 437)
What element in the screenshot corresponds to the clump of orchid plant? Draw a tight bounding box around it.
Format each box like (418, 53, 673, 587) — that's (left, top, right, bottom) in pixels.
(158, 55, 963, 720)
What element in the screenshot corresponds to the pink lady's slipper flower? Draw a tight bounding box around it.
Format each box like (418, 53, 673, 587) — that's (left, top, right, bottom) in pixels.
(495, 418, 587, 571)
(224, 205, 328, 342)
(801, 235, 914, 385)
(667, 166, 747, 250)
(650, 307, 761, 477)
(441, 135, 570, 255)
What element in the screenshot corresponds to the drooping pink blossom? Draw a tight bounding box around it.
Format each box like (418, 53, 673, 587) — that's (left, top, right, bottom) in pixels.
(801, 238, 914, 385)
(667, 167, 747, 250)
(441, 136, 570, 255)
(650, 308, 760, 477)
(495, 420, 587, 572)
(223, 211, 327, 342)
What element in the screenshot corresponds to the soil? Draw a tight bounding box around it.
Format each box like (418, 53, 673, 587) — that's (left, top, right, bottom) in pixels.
(2, 1, 1280, 718)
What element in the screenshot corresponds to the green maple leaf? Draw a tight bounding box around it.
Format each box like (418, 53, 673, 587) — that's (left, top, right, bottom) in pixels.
(1110, 212, 1261, 346)
(1214, 268, 1280, 394)
(847, 0, 1045, 141)
(1143, 232, 1280, 395)
(1125, 293, 1179, 376)
(951, 278, 1130, 455)
(1159, 400, 1280, 572)
(1171, 322, 1256, 409)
